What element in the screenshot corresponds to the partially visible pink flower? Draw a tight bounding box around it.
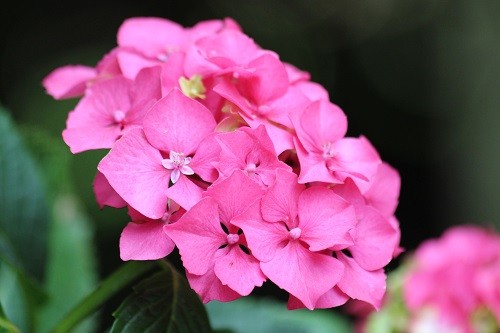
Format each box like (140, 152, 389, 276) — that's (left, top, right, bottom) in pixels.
(404, 226, 500, 331)
(232, 169, 356, 309)
(291, 100, 381, 185)
(62, 66, 161, 153)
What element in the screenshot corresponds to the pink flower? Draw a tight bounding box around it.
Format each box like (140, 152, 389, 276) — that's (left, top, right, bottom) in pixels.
(98, 88, 218, 218)
(291, 100, 381, 184)
(214, 125, 291, 186)
(164, 171, 266, 300)
(42, 65, 96, 100)
(404, 226, 500, 331)
(232, 169, 357, 309)
(62, 66, 161, 153)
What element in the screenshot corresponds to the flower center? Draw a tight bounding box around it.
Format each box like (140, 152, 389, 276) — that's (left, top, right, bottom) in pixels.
(162, 151, 194, 184)
(289, 227, 302, 240)
(179, 75, 206, 99)
(322, 142, 336, 159)
(113, 110, 126, 123)
(226, 233, 240, 245)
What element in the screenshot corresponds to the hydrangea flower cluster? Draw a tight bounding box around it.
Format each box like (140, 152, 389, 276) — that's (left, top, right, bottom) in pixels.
(43, 17, 401, 310)
(354, 225, 500, 333)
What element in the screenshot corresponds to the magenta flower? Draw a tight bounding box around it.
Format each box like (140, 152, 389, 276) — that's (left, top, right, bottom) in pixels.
(215, 125, 291, 186)
(165, 171, 266, 300)
(232, 169, 357, 309)
(98, 88, 218, 218)
(291, 100, 381, 184)
(62, 66, 161, 153)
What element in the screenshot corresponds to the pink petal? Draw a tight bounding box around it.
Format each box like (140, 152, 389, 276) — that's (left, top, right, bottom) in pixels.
(186, 259, 241, 303)
(189, 133, 220, 183)
(231, 203, 289, 263)
(203, 170, 265, 224)
(165, 174, 203, 211)
(97, 128, 170, 219)
(336, 252, 387, 310)
(143, 88, 216, 155)
(116, 49, 161, 79)
(291, 100, 348, 153)
(164, 197, 226, 275)
(287, 286, 349, 309)
(361, 162, 401, 218)
(159, 52, 185, 95)
(261, 241, 344, 310)
(42, 65, 96, 99)
(261, 169, 303, 224)
(117, 17, 185, 59)
(63, 126, 122, 153)
(119, 221, 175, 261)
(348, 206, 400, 271)
(93, 171, 127, 209)
(294, 138, 342, 184)
(214, 245, 266, 296)
(332, 136, 381, 183)
(298, 186, 356, 252)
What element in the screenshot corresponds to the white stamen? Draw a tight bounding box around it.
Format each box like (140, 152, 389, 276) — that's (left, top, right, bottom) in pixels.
(226, 233, 239, 245)
(289, 227, 302, 240)
(113, 110, 126, 123)
(162, 151, 194, 184)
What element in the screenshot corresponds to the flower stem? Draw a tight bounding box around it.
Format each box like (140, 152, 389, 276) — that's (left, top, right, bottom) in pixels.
(50, 261, 155, 333)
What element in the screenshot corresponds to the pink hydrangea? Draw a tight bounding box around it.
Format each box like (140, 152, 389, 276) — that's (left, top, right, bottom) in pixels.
(44, 16, 402, 309)
(404, 226, 500, 332)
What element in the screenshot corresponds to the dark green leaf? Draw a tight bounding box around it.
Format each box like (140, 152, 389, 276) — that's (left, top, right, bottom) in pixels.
(0, 107, 49, 281)
(110, 263, 212, 333)
(206, 297, 353, 333)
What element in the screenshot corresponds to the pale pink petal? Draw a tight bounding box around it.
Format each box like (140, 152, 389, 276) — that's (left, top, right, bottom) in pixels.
(349, 206, 400, 271)
(164, 197, 226, 275)
(117, 17, 185, 58)
(93, 171, 127, 209)
(165, 174, 203, 211)
(97, 128, 170, 219)
(119, 221, 175, 261)
(214, 245, 266, 296)
(203, 170, 265, 224)
(298, 186, 356, 252)
(42, 65, 96, 99)
(260, 169, 303, 224)
(261, 241, 344, 310)
(294, 81, 329, 101)
(336, 252, 386, 310)
(143, 88, 216, 155)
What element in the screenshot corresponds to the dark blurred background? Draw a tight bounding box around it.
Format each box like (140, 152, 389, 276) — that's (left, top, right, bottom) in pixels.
(1, 0, 499, 317)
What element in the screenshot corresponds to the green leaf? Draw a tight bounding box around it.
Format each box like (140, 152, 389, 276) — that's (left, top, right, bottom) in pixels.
(0, 107, 50, 281)
(36, 194, 98, 333)
(51, 261, 155, 333)
(206, 297, 353, 333)
(0, 301, 21, 333)
(110, 262, 212, 333)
